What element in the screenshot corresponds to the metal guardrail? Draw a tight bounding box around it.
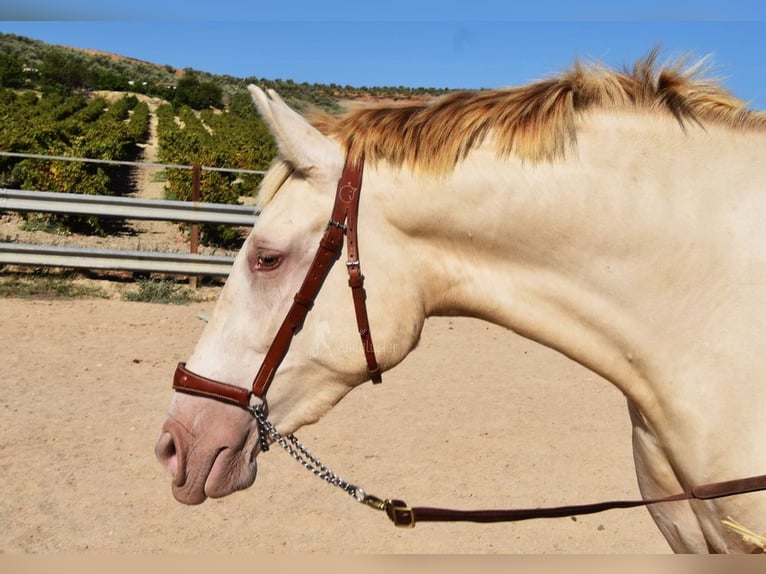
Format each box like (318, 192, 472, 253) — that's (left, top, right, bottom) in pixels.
(0, 152, 264, 277)
(0, 243, 236, 276)
(0, 189, 257, 276)
(0, 188, 258, 226)
(0, 151, 268, 176)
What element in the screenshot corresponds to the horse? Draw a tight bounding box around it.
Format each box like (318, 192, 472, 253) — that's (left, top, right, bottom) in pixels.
(154, 52, 766, 553)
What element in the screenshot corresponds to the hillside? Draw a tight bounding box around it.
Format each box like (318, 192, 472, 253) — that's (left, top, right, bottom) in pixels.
(0, 31, 449, 112)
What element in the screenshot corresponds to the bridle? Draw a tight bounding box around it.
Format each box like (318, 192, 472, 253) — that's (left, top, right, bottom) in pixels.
(173, 154, 380, 418)
(171, 153, 766, 531)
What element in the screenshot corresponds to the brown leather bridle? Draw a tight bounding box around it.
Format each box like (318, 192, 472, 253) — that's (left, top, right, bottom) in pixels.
(169, 152, 766, 533)
(173, 154, 381, 417)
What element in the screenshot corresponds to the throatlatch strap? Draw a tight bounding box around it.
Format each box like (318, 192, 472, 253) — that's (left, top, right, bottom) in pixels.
(342, 159, 382, 383)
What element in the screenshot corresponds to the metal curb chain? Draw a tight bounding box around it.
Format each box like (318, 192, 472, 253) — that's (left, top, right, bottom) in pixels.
(249, 404, 378, 506)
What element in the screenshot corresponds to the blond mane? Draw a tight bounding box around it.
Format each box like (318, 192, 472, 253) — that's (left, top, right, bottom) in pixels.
(310, 51, 766, 173)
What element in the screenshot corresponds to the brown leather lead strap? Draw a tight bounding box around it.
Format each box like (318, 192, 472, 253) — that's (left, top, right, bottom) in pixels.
(382, 473, 766, 527)
(384, 494, 690, 527)
(691, 473, 766, 499)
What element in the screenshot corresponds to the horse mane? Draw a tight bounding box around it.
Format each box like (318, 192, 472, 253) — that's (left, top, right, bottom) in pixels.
(309, 50, 766, 173)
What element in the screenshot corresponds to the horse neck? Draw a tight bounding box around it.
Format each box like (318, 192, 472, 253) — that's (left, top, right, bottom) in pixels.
(367, 111, 766, 415)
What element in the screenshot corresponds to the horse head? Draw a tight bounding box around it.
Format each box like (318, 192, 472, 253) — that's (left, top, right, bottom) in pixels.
(154, 87, 425, 504)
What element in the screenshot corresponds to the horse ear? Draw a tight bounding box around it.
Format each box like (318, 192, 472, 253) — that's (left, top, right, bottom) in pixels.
(248, 85, 341, 176)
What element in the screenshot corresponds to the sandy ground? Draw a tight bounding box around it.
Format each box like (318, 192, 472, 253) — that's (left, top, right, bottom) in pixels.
(0, 296, 671, 554)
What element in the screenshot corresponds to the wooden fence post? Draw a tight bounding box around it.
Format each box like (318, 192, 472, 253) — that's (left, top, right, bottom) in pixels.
(190, 164, 201, 289)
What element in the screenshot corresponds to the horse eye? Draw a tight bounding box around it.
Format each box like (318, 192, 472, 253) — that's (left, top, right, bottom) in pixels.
(254, 253, 282, 271)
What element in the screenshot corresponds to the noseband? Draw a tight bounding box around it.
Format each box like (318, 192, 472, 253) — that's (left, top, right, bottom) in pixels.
(173, 154, 381, 426)
(169, 153, 766, 536)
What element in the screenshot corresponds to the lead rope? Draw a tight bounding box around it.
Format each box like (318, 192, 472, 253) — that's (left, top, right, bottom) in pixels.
(249, 403, 766, 530)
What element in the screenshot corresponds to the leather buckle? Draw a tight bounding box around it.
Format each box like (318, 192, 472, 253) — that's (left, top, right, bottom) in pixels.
(386, 499, 416, 528)
(326, 219, 347, 232)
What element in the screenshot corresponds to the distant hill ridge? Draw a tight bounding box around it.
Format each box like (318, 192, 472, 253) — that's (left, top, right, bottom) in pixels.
(0, 31, 451, 110)
(67, 46, 187, 77)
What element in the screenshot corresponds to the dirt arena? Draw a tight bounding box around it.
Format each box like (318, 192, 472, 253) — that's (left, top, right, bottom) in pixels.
(0, 296, 671, 554)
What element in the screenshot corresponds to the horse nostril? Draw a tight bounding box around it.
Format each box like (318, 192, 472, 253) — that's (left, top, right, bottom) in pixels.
(155, 431, 180, 482)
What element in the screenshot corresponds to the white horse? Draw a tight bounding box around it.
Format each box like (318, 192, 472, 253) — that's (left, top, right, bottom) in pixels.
(155, 53, 766, 552)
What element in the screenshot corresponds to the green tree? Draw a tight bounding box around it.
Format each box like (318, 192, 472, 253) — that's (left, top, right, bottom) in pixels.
(174, 72, 223, 110)
(38, 50, 90, 91)
(0, 52, 24, 88)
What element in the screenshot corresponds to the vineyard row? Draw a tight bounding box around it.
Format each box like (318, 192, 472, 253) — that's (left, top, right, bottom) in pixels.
(0, 87, 277, 245)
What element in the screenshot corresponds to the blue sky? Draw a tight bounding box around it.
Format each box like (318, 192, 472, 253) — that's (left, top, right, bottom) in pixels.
(2, 2, 766, 107)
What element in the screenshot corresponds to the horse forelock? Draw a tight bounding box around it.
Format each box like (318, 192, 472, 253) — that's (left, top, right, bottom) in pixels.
(308, 50, 766, 174)
(256, 158, 293, 209)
